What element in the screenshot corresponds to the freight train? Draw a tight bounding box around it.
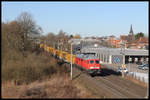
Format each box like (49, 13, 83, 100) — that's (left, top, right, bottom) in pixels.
(40, 43, 101, 76)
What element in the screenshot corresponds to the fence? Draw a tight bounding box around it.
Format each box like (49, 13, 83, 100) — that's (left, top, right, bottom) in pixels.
(126, 72, 148, 83)
(102, 63, 148, 84)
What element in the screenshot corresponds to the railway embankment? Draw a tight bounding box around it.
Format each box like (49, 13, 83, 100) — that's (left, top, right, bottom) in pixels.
(2, 50, 93, 98)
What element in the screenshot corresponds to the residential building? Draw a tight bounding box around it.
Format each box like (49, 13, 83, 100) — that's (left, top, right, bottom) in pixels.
(126, 37, 149, 49)
(108, 24, 136, 48)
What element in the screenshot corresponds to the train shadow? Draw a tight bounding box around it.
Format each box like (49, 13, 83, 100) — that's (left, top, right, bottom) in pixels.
(72, 72, 84, 80)
(57, 61, 64, 66)
(98, 68, 121, 77)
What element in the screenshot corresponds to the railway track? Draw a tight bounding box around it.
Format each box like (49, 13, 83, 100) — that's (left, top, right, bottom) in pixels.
(43, 50, 147, 98)
(99, 66, 147, 97)
(99, 74, 147, 97)
(94, 76, 143, 98)
(72, 64, 147, 98)
(87, 75, 126, 98)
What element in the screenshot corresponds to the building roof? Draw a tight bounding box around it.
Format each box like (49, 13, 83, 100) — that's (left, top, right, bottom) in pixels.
(81, 46, 149, 56)
(109, 35, 115, 38)
(136, 37, 148, 43)
(120, 35, 129, 41)
(132, 37, 148, 44)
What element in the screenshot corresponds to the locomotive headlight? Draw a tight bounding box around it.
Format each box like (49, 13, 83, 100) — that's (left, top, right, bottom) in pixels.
(90, 67, 94, 69)
(90, 66, 99, 69)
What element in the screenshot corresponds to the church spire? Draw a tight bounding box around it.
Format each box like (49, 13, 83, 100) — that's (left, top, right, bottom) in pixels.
(129, 24, 134, 35)
(128, 24, 135, 42)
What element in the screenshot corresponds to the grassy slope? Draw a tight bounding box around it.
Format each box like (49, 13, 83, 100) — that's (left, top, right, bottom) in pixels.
(2, 49, 94, 98)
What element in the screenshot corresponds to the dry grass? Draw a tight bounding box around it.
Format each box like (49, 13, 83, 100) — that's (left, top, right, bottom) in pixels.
(2, 50, 60, 85)
(2, 42, 92, 98)
(2, 73, 92, 98)
(73, 81, 95, 98)
(2, 20, 93, 98)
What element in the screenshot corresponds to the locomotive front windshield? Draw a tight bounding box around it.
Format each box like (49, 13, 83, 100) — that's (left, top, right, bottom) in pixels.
(96, 60, 99, 64)
(90, 60, 99, 64)
(90, 60, 94, 64)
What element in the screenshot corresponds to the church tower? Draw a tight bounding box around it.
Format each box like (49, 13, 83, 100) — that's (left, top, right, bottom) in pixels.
(129, 24, 134, 35)
(128, 24, 135, 42)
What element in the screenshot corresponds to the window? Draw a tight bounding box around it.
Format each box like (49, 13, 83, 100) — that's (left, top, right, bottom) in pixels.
(96, 60, 99, 64)
(90, 60, 94, 64)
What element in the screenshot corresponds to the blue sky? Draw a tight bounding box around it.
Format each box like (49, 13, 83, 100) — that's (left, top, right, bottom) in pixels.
(2, 2, 148, 38)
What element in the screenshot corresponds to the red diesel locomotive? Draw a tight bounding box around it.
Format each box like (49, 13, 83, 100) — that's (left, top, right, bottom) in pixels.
(75, 54, 101, 75)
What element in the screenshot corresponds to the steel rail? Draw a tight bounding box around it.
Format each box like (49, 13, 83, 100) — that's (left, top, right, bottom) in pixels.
(95, 76, 141, 98)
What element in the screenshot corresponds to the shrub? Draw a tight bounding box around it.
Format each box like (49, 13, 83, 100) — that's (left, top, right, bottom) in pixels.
(2, 50, 60, 85)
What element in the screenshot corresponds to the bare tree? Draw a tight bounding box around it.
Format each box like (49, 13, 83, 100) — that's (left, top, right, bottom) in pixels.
(16, 12, 42, 55)
(45, 32, 57, 47)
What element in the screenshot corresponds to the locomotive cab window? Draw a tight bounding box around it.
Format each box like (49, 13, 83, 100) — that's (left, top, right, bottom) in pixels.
(96, 60, 99, 64)
(90, 60, 94, 64)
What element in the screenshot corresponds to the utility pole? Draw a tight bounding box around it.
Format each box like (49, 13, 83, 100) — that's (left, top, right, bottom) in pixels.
(120, 41, 125, 78)
(57, 40, 59, 50)
(70, 39, 80, 80)
(61, 41, 63, 51)
(53, 42, 55, 48)
(71, 43, 72, 80)
(44, 40, 46, 49)
(129, 56, 130, 72)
